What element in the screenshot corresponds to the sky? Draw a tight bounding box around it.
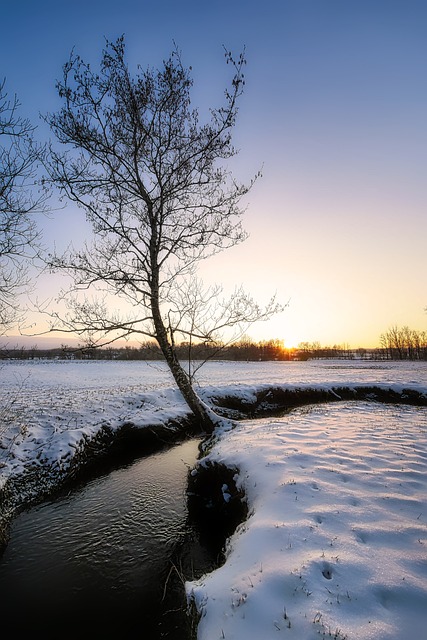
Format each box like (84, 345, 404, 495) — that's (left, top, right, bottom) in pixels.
(1, 0, 427, 349)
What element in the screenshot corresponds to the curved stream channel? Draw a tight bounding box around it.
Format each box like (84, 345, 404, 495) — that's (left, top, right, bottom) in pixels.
(0, 438, 214, 639)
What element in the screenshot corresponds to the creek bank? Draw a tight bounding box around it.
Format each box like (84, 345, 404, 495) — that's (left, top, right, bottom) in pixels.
(0, 414, 199, 553)
(187, 461, 248, 564)
(208, 384, 427, 419)
(1, 382, 426, 552)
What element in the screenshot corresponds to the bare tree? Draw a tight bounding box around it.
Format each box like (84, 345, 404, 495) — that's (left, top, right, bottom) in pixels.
(44, 38, 281, 432)
(380, 325, 427, 360)
(0, 79, 46, 331)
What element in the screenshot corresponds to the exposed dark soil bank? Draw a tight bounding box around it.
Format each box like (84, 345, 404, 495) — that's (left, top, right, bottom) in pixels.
(209, 385, 427, 419)
(159, 463, 249, 639)
(186, 460, 248, 563)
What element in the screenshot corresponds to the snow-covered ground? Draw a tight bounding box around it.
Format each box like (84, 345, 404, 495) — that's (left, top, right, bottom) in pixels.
(187, 401, 427, 640)
(1, 358, 427, 639)
(1, 358, 425, 482)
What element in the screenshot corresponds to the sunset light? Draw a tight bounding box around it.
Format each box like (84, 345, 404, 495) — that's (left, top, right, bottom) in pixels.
(1, 1, 426, 350)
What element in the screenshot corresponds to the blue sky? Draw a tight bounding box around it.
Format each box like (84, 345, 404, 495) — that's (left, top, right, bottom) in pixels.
(2, 0, 427, 347)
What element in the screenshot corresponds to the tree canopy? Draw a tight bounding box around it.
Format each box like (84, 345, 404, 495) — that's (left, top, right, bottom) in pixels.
(45, 38, 281, 430)
(0, 79, 46, 331)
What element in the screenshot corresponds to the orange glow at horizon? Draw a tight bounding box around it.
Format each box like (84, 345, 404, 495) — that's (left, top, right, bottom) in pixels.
(2, 3, 427, 350)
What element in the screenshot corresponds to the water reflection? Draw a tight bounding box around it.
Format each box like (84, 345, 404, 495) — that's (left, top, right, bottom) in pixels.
(0, 439, 202, 638)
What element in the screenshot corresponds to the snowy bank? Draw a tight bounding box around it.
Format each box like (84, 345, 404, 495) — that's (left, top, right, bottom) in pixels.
(2, 367, 426, 523)
(0, 384, 196, 534)
(1, 359, 427, 639)
(186, 401, 427, 640)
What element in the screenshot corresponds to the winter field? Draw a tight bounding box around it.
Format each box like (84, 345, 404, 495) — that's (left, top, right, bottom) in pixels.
(1, 358, 427, 639)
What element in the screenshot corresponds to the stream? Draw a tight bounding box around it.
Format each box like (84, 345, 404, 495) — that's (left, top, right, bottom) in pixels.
(0, 438, 212, 639)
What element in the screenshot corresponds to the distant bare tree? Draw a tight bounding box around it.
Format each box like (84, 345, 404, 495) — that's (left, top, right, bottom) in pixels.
(44, 38, 281, 432)
(0, 79, 46, 331)
(380, 325, 427, 360)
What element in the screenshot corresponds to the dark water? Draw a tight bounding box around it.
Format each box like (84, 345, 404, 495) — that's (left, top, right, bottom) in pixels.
(0, 439, 208, 639)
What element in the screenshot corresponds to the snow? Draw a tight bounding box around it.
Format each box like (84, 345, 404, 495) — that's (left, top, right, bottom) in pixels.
(1, 359, 427, 639)
(186, 402, 427, 640)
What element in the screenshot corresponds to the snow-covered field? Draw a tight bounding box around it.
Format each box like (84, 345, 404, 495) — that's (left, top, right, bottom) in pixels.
(1, 358, 427, 639)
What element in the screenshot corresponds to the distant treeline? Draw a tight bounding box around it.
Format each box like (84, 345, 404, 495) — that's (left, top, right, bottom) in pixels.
(2, 328, 427, 361)
(379, 326, 427, 361)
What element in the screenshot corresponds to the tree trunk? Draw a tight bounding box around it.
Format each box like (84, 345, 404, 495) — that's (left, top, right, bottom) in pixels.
(150, 287, 217, 434)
